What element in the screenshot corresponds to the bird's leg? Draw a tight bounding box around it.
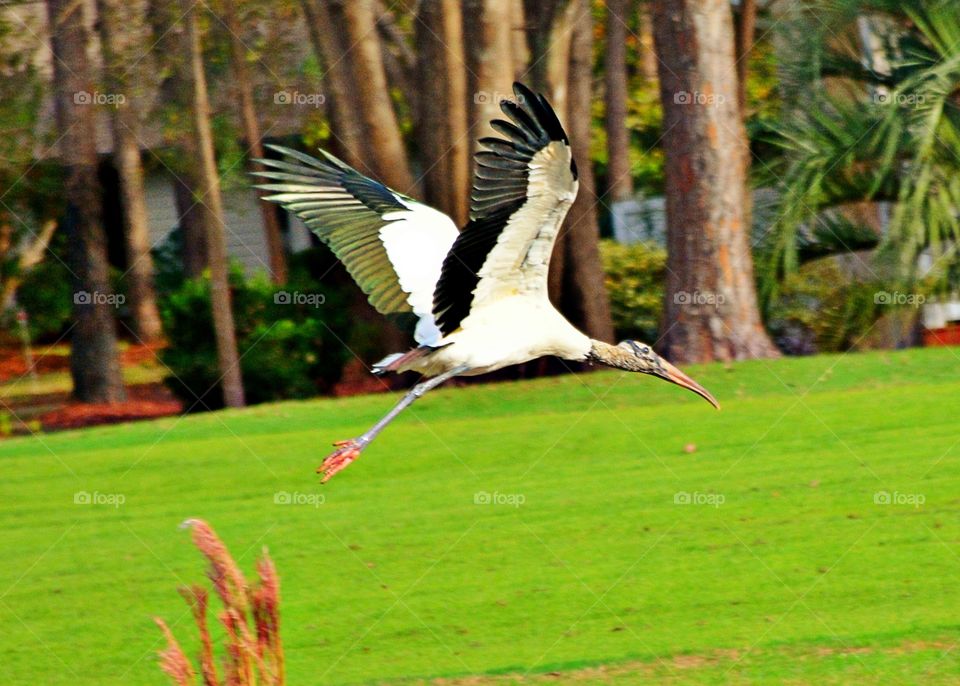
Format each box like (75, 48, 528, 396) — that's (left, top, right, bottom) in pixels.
(319, 366, 468, 482)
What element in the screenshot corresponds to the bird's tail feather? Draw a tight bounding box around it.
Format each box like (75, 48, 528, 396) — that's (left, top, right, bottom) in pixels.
(372, 348, 430, 375)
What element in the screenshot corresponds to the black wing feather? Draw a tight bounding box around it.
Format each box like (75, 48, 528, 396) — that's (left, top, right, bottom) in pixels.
(252, 145, 417, 334)
(432, 83, 572, 336)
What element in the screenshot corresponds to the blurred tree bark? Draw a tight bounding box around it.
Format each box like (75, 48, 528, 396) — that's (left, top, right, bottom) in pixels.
(522, 0, 569, 97)
(46, 0, 126, 402)
(524, 0, 572, 302)
(375, 2, 418, 116)
(220, 0, 288, 284)
(415, 0, 469, 226)
(147, 0, 208, 279)
(522, 0, 612, 343)
(638, 4, 659, 84)
(300, 0, 368, 169)
(173, 182, 208, 278)
(509, 1, 528, 78)
(337, 0, 416, 195)
(604, 0, 634, 203)
(464, 0, 517, 144)
(558, 0, 615, 343)
(734, 0, 757, 113)
(651, 0, 779, 362)
(180, 0, 246, 407)
(95, 0, 163, 342)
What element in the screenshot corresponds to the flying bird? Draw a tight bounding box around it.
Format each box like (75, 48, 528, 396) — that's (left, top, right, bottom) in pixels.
(256, 82, 717, 482)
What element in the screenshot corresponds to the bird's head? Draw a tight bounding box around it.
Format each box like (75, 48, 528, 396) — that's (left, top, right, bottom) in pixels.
(589, 339, 719, 409)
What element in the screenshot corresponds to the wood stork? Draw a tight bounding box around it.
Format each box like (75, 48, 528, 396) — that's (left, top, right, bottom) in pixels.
(256, 82, 718, 482)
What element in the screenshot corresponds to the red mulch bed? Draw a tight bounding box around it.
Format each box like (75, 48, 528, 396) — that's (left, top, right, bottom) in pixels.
(0, 342, 165, 383)
(38, 383, 183, 431)
(0, 343, 418, 434)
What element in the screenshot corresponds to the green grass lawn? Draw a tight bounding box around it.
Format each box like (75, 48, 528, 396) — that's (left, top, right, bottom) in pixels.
(2, 346, 960, 684)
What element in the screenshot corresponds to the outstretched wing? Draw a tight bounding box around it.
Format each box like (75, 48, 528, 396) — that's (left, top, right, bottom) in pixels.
(432, 82, 579, 337)
(254, 145, 458, 345)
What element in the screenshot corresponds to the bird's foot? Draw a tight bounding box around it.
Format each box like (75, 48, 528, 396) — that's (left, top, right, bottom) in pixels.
(318, 438, 367, 483)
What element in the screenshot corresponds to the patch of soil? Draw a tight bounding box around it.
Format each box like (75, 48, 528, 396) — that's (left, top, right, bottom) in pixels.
(38, 383, 182, 431)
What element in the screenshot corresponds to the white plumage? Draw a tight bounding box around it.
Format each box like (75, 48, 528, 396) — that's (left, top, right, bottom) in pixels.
(378, 200, 458, 345)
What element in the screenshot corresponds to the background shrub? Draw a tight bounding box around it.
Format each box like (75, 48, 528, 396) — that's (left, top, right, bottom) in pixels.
(160, 257, 352, 410)
(764, 258, 889, 354)
(599, 239, 666, 343)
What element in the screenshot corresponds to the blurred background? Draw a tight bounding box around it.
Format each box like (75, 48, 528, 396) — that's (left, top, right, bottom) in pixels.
(0, 0, 957, 425)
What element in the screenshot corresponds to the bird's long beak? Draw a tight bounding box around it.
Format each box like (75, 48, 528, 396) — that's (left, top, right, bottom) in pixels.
(654, 357, 720, 409)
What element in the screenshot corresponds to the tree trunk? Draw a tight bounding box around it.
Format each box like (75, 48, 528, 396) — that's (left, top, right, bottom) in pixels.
(651, 0, 779, 362)
(336, 0, 416, 195)
(559, 0, 614, 343)
(221, 0, 287, 284)
(523, 0, 574, 306)
(375, 1, 418, 116)
(181, 0, 246, 407)
(464, 0, 516, 144)
(147, 0, 209, 278)
(522, 0, 568, 95)
(638, 4, 659, 84)
(509, 0, 528, 78)
(173, 180, 208, 279)
(604, 0, 634, 202)
(415, 0, 470, 226)
(95, 0, 164, 343)
(733, 0, 757, 277)
(46, 0, 126, 402)
(734, 0, 757, 114)
(300, 0, 369, 169)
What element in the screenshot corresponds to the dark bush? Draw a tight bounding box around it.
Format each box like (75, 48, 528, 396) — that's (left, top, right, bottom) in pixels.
(159, 260, 352, 410)
(15, 230, 75, 342)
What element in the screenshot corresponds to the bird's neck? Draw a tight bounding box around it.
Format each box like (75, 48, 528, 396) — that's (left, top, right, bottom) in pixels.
(586, 340, 645, 372)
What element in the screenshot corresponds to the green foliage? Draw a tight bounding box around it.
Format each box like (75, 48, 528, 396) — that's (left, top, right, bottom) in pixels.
(762, 0, 960, 302)
(599, 239, 665, 342)
(14, 230, 74, 341)
(159, 262, 351, 409)
(15, 258, 74, 342)
(764, 259, 886, 354)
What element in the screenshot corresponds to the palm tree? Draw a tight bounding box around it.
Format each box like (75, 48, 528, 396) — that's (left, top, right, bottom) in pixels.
(760, 0, 960, 303)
